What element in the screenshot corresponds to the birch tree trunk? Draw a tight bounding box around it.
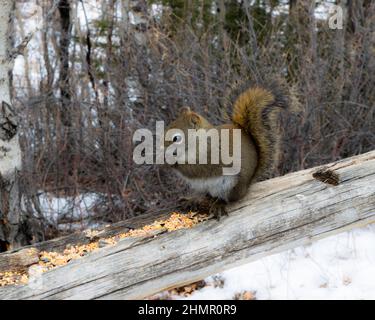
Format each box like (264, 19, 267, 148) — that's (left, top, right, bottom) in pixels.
(0, 0, 23, 252)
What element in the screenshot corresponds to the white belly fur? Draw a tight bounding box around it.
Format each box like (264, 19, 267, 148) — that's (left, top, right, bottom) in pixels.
(177, 173, 239, 202)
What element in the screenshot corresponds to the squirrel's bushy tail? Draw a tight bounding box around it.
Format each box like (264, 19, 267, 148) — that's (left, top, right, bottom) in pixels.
(231, 83, 289, 180)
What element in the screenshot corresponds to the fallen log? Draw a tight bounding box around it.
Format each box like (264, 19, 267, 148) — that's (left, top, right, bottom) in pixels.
(0, 208, 173, 273)
(0, 150, 374, 299)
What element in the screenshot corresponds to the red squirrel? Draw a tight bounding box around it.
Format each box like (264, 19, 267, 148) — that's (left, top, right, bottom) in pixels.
(164, 82, 289, 219)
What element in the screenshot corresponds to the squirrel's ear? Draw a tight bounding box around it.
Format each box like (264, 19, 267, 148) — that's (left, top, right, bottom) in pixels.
(180, 106, 191, 114)
(189, 112, 200, 127)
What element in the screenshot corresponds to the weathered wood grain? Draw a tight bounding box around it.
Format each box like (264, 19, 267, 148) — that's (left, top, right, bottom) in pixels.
(0, 151, 374, 300)
(0, 248, 39, 273)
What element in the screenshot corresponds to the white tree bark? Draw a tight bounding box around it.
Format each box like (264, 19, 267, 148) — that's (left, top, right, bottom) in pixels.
(129, 0, 148, 46)
(0, 0, 22, 251)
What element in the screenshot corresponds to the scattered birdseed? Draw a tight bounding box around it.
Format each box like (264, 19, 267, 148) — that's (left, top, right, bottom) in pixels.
(0, 212, 208, 287)
(169, 280, 206, 297)
(233, 290, 257, 300)
(0, 271, 28, 287)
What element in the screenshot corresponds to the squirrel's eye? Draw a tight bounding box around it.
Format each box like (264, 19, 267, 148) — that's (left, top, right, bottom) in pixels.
(172, 134, 182, 143)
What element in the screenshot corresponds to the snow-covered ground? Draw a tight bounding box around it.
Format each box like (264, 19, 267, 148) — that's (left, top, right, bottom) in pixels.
(178, 225, 375, 300)
(37, 192, 102, 231)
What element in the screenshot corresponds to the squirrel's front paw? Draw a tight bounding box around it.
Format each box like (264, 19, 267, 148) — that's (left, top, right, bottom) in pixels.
(208, 199, 228, 221)
(177, 196, 204, 213)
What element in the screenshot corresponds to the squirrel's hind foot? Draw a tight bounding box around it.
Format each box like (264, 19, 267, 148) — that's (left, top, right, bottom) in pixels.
(177, 196, 206, 213)
(178, 196, 228, 220)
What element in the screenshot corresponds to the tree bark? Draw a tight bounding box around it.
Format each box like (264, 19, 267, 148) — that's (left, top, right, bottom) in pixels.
(0, 0, 23, 251)
(58, 0, 71, 118)
(57, 0, 77, 188)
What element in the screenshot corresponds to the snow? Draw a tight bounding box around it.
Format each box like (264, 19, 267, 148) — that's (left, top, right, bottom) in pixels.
(179, 225, 375, 300)
(37, 192, 102, 231)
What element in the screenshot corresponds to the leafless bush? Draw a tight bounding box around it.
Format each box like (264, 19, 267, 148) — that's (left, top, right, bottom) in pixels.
(12, 0, 375, 241)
